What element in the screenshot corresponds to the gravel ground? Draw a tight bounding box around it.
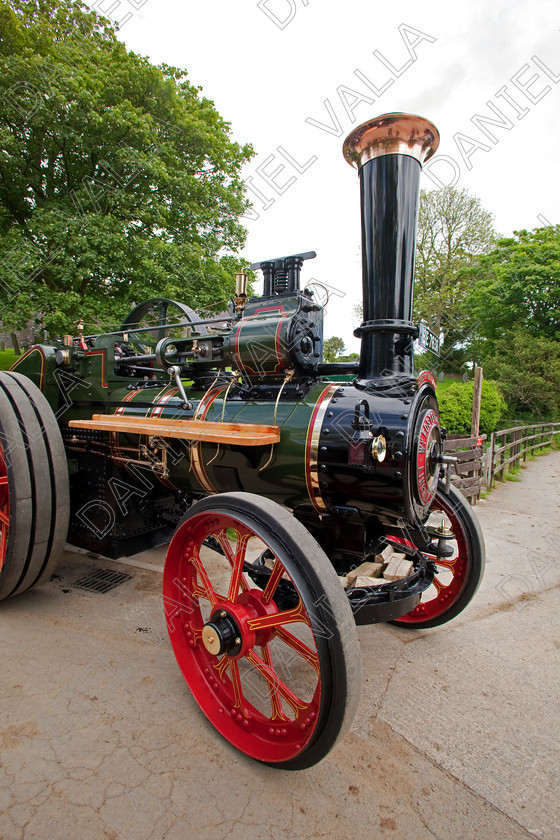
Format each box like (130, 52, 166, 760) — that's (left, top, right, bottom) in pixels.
(1, 451, 559, 840)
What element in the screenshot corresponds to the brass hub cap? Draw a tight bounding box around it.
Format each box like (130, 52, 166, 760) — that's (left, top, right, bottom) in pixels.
(201, 624, 222, 655)
(201, 610, 242, 657)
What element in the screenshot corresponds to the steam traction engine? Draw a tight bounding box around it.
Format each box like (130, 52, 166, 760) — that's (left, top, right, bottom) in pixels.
(0, 114, 484, 770)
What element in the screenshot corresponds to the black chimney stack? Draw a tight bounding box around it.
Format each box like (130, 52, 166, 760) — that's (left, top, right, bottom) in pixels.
(343, 113, 439, 381)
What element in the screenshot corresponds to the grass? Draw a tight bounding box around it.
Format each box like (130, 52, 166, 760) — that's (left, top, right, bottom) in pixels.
(435, 376, 462, 396)
(0, 349, 19, 371)
(524, 437, 560, 461)
(504, 464, 522, 482)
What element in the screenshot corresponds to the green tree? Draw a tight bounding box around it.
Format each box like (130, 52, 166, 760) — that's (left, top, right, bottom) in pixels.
(323, 336, 345, 362)
(414, 187, 496, 371)
(0, 0, 253, 336)
(468, 226, 560, 345)
(481, 330, 560, 418)
(466, 226, 560, 418)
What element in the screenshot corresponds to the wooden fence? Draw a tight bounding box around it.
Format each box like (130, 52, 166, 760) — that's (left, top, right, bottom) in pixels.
(486, 422, 560, 488)
(443, 434, 487, 504)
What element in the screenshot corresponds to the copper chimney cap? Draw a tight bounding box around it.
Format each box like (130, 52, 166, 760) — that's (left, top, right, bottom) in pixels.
(343, 112, 439, 170)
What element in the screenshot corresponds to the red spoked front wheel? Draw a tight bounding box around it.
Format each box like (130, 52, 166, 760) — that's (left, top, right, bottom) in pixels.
(391, 483, 485, 629)
(163, 492, 361, 770)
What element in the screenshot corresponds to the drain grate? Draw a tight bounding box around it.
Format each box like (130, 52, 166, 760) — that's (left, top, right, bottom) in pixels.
(73, 567, 133, 593)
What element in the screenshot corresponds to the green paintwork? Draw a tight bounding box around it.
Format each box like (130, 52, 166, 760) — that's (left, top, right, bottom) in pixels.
(8, 284, 336, 516)
(104, 379, 327, 510)
(12, 339, 330, 512)
(226, 297, 298, 378)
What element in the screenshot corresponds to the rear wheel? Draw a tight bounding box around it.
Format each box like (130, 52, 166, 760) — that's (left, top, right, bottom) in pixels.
(391, 483, 485, 629)
(0, 372, 70, 600)
(163, 492, 361, 770)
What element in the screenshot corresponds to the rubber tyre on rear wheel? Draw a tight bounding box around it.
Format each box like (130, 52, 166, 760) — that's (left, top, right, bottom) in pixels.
(0, 371, 70, 600)
(163, 492, 362, 770)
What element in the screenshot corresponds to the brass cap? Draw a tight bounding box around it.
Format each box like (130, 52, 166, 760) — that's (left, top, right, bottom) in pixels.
(371, 435, 387, 462)
(235, 272, 248, 296)
(343, 112, 439, 170)
(202, 624, 221, 655)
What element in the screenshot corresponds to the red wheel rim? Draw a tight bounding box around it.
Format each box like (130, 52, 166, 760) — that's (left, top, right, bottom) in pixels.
(0, 440, 9, 572)
(163, 511, 322, 763)
(391, 493, 468, 624)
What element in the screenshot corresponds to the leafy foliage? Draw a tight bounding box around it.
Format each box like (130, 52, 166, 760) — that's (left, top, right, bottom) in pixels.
(414, 187, 495, 371)
(437, 379, 506, 435)
(323, 336, 345, 362)
(468, 226, 560, 345)
(466, 226, 560, 419)
(481, 330, 560, 418)
(0, 0, 253, 335)
(356, 186, 558, 420)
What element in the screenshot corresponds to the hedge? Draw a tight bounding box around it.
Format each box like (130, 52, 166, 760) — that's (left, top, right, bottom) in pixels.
(437, 379, 506, 435)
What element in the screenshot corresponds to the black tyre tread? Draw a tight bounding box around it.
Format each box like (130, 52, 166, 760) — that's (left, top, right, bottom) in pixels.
(0, 374, 53, 595)
(181, 492, 362, 771)
(0, 372, 69, 599)
(3, 371, 70, 589)
(392, 482, 486, 630)
(0, 386, 34, 599)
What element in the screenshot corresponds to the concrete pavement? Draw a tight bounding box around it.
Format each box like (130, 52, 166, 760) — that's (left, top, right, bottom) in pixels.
(1, 452, 559, 840)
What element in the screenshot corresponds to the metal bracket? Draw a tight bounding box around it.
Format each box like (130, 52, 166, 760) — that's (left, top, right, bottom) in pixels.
(140, 437, 170, 479)
(168, 365, 193, 410)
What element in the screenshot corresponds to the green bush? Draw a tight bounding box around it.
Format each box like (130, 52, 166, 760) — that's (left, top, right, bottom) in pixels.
(437, 379, 506, 435)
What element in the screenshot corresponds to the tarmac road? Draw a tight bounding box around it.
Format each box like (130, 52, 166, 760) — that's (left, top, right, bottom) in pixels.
(1, 452, 559, 840)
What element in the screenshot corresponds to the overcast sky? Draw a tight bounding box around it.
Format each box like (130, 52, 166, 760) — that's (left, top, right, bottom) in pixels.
(87, 0, 560, 351)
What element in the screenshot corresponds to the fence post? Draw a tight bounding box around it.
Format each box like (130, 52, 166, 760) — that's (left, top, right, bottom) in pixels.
(514, 429, 521, 469)
(488, 431, 495, 488)
(498, 433, 505, 483)
(471, 366, 483, 438)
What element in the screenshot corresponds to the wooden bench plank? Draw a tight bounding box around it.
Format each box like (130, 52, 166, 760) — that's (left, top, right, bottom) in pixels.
(445, 435, 486, 450)
(451, 449, 484, 463)
(455, 484, 480, 498)
(68, 414, 281, 446)
(455, 459, 482, 475)
(451, 475, 482, 489)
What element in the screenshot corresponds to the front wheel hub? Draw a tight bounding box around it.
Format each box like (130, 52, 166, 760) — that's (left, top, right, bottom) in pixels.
(414, 408, 442, 507)
(202, 610, 242, 657)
